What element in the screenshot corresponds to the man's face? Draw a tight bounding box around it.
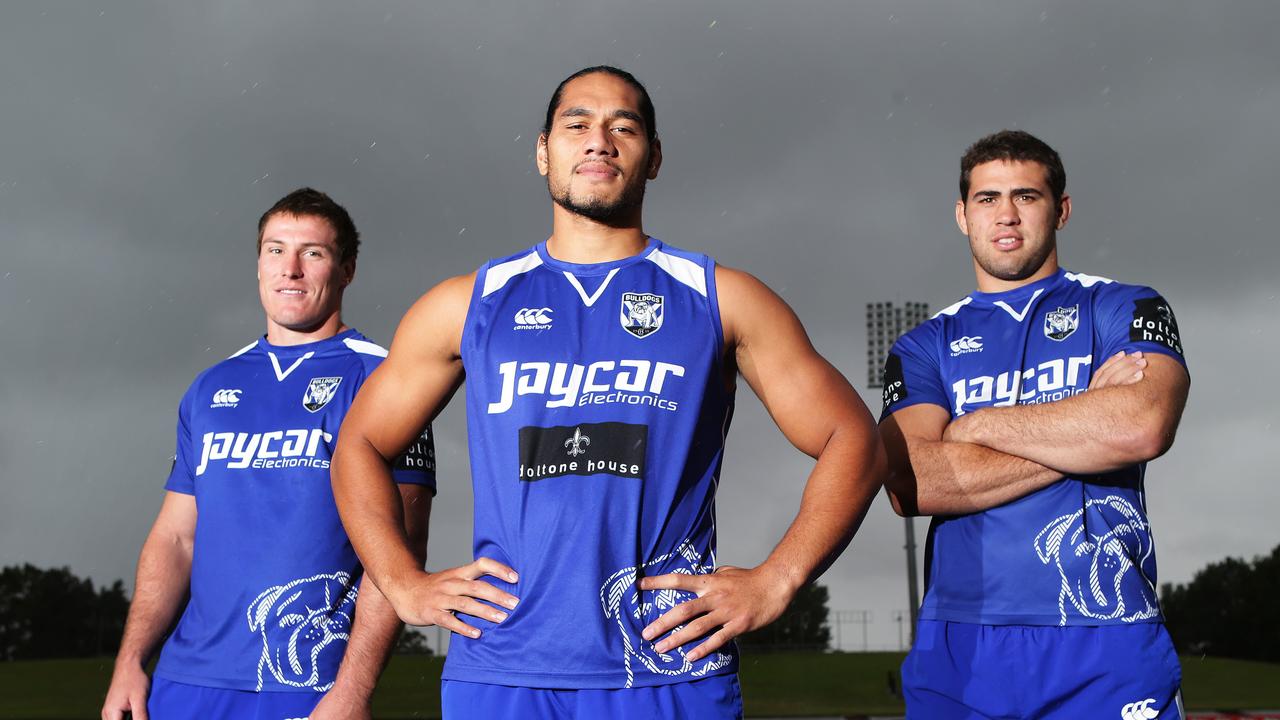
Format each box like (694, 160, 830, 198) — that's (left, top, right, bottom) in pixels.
(956, 159, 1070, 289)
(537, 72, 661, 224)
(256, 213, 352, 340)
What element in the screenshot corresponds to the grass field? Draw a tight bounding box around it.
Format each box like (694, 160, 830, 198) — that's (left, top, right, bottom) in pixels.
(2, 652, 1279, 718)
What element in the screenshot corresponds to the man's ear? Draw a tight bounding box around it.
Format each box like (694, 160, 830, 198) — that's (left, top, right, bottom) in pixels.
(342, 260, 356, 287)
(536, 133, 549, 177)
(1056, 194, 1072, 230)
(954, 198, 969, 236)
(646, 138, 662, 180)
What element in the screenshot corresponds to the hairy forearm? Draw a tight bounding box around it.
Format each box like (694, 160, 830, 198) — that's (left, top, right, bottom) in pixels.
(328, 576, 403, 701)
(115, 534, 192, 666)
(889, 437, 1063, 516)
(950, 382, 1177, 475)
(760, 423, 885, 590)
(332, 439, 423, 601)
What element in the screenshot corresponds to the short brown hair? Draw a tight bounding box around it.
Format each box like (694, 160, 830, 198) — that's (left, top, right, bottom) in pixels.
(256, 188, 360, 264)
(960, 130, 1066, 205)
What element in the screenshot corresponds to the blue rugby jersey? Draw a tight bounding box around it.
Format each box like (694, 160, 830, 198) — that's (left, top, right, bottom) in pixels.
(154, 329, 435, 692)
(447, 237, 738, 689)
(881, 269, 1187, 627)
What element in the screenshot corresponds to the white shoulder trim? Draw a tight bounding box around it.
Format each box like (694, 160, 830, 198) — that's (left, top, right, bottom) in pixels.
(932, 297, 972, 318)
(1064, 271, 1114, 288)
(228, 340, 257, 358)
(343, 337, 389, 358)
(646, 248, 708, 297)
(482, 251, 543, 298)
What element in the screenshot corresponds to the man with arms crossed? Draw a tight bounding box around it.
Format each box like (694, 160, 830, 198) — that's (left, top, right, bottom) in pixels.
(332, 66, 885, 719)
(880, 130, 1189, 719)
(102, 189, 435, 719)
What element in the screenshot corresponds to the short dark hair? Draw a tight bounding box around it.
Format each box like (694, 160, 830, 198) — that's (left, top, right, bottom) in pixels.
(256, 187, 360, 264)
(541, 65, 657, 144)
(960, 130, 1066, 204)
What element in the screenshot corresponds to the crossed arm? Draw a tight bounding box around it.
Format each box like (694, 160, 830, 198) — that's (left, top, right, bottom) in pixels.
(882, 351, 1189, 517)
(638, 267, 887, 661)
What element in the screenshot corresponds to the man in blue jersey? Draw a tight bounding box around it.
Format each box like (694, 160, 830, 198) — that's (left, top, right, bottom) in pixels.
(101, 189, 435, 720)
(880, 130, 1190, 719)
(331, 66, 886, 718)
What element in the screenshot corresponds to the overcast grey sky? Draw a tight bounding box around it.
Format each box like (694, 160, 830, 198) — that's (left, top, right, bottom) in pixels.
(1, 1, 1277, 651)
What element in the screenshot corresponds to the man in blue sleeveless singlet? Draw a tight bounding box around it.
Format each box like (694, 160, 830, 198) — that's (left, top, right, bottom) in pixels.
(101, 189, 436, 720)
(880, 131, 1190, 719)
(332, 66, 887, 719)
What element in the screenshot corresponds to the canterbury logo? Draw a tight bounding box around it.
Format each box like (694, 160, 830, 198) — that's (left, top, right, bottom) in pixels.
(211, 388, 242, 407)
(514, 307, 553, 326)
(949, 336, 983, 354)
(1120, 698, 1159, 720)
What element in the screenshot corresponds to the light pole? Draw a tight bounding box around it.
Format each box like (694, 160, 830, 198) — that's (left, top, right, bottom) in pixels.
(866, 301, 929, 648)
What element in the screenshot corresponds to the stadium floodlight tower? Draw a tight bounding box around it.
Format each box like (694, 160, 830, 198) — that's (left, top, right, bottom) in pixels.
(866, 300, 930, 646)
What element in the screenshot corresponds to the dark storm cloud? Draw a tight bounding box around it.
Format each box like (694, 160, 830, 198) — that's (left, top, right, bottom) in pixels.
(1, 1, 1275, 650)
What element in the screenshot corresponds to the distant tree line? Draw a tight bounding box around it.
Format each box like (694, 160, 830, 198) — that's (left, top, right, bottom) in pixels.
(1161, 543, 1280, 663)
(0, 564, 129, 660)
(737, 582, 831, 652)
(0, 564, 833, 659)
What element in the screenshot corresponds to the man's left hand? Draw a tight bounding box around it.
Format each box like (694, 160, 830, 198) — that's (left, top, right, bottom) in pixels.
(637, 565, 795, 662)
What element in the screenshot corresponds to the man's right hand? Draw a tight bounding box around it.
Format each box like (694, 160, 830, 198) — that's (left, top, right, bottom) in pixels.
(1089, 351, 1148, 390)
(101, 662, 149, 720)
(388, 559, 520, 639)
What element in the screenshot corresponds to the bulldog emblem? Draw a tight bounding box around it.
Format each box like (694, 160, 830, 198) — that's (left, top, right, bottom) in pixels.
(1034, 495, 1160, 625)
(246, 571, 359, 690)
(600, 541, 734, 688)
(621, 292, 664, 338)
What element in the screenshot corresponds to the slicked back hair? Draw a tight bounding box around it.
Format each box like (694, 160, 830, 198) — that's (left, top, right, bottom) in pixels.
(541, 65, 657, 144)
(960, 130, 1066, 205)
(256, 187, 360, 264)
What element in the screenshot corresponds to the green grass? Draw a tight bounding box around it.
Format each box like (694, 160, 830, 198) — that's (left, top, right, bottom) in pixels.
(2, 653, 1278, 718)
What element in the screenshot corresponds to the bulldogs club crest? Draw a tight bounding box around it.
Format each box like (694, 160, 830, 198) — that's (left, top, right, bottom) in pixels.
(1043, 305, 1079, 341)
(621, 292, 664, 338)
(303, 376, 342, 412)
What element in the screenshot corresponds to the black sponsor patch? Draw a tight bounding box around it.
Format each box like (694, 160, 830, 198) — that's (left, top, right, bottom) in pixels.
(518, 422, 647, 482)
(1129, 296, 1183, 356)
(394, 426, 436, 473)
(881, 352, 908, 411)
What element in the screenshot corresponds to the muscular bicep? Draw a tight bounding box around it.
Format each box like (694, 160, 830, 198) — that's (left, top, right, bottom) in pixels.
(150, 490, 198, 552)
(879, 403, 949, 513)
(718, 267, 875, 457)
(881, 403, 950, 465)
(1106, 352, 1189, 459)
(339, 275, 472, 461)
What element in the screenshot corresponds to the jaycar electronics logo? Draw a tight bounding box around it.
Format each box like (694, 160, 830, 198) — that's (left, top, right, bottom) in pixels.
(518, 422, 647, 481)
(195, 428, 333, 476)
(488, 359, 686, 414)
(211, 388, 242, 408)
(514, 307, 553, 330)
(621, 292, 663, 338)
(1044, 305, 1079, 341)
